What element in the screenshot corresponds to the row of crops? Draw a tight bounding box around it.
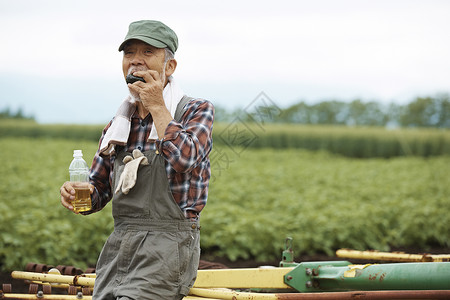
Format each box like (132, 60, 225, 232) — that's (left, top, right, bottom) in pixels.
(1, 120, 449, 158)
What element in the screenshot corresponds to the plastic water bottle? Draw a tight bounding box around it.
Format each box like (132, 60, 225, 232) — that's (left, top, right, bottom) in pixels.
(69, 150, 91, 213)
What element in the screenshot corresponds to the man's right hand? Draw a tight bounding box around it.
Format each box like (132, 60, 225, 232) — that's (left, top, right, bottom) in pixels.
(60, 182, 94, 214)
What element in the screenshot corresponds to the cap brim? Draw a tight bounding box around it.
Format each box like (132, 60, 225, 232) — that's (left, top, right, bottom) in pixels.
(118, 35, 167, 51)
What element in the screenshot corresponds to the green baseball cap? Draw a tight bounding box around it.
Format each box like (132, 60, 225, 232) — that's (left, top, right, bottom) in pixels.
(118, 20, 178, 53)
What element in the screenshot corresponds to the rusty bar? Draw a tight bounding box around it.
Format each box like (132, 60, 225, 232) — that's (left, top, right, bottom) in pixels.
(275, 290, 450, 299)
(0, 294, 92, 300)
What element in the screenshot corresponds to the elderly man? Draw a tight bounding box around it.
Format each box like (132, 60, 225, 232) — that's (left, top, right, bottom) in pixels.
(60, 20, 214, 299)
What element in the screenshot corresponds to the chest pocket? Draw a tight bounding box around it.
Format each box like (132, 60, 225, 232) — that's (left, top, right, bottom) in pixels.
(112, 151, 154, 217)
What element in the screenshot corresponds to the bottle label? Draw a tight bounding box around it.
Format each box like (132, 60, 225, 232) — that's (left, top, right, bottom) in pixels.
(69, 170, 89, 182)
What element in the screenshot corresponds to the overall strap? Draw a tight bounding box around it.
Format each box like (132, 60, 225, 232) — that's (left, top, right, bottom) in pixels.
(174, 95, 194, 122)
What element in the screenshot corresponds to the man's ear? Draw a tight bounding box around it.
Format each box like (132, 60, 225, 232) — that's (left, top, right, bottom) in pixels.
(165, 59, 177, 77)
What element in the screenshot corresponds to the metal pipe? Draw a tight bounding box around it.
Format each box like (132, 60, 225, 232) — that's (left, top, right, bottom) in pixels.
(336, 249, 450, 262)
(0, 294, 92, 300)
(188, 288, 450, 299)
(275, 290, 450, 299)
(285, 261, 450, 292)
(2, 290, 450, 300)
(318, 262, 450, 291)
(189, 288, 278, 299)
(10, 272, 95, 287)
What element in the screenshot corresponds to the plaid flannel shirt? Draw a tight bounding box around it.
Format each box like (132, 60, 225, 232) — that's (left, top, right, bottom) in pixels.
(86, 98, 214, 219)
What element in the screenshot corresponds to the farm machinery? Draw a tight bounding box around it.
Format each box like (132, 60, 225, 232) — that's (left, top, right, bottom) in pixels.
(1, 237, 450, 299)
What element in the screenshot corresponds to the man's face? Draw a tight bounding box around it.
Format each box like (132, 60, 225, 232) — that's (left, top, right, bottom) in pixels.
(122, 40, 166, 80)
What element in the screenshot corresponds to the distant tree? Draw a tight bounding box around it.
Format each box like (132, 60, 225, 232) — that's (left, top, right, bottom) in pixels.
(399, 94, 450, 128)
(385, 103, 402, 128)
(213, 105, 231, 122)
(0, 107, 11, 119)
(277, 101, 311, 123)
(347, 100, 387, 126)
(215, 94, 449, 128)
(0, 107, 35, 120)
(311, 100, 347, 125)
(436, 94, 450, 128)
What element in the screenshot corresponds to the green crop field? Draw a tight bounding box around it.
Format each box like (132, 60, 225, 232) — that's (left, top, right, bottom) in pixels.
(0, 123, 449, 271)
(205, 147, 450, 261)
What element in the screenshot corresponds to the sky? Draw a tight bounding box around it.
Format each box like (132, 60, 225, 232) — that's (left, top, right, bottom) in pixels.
(0, 0, 449, 124)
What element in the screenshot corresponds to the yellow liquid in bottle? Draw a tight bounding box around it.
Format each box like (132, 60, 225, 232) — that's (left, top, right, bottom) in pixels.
(73, 187, 91, 213)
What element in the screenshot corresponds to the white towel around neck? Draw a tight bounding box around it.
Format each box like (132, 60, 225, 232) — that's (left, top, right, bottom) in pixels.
(99, 76, 184, 155)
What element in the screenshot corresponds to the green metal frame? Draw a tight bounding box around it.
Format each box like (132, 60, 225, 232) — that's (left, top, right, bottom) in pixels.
(283, 261, 450, 292)
(279, 237, 450, 293)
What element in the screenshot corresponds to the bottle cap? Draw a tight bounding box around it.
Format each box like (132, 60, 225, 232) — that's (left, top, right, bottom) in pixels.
(73, 150, 83, 157)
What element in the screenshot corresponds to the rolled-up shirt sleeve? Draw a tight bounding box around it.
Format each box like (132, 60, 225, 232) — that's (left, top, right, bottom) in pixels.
(159, 99, 214, 173)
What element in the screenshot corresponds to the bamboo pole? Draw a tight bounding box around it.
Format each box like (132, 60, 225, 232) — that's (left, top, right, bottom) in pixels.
(336, 249, 450, 262)
(11, 272, 95, 287)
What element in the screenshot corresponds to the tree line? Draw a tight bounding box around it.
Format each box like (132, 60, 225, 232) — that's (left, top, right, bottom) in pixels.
(215, 94, 450, 128)
(2, 94, 449, 128)
(0, 107, 35, 121)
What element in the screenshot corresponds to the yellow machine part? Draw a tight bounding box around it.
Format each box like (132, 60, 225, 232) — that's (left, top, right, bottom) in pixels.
(194, 267, 293, 289)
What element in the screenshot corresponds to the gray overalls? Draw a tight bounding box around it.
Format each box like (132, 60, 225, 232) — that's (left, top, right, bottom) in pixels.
(93, 97, 200, 300)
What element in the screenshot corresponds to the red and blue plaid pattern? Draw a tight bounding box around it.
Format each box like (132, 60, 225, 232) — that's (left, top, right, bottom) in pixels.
(87, 99, 214, 219)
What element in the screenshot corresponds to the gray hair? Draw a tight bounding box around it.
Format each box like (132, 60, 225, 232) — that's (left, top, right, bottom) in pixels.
(164, 48, 175, 63)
